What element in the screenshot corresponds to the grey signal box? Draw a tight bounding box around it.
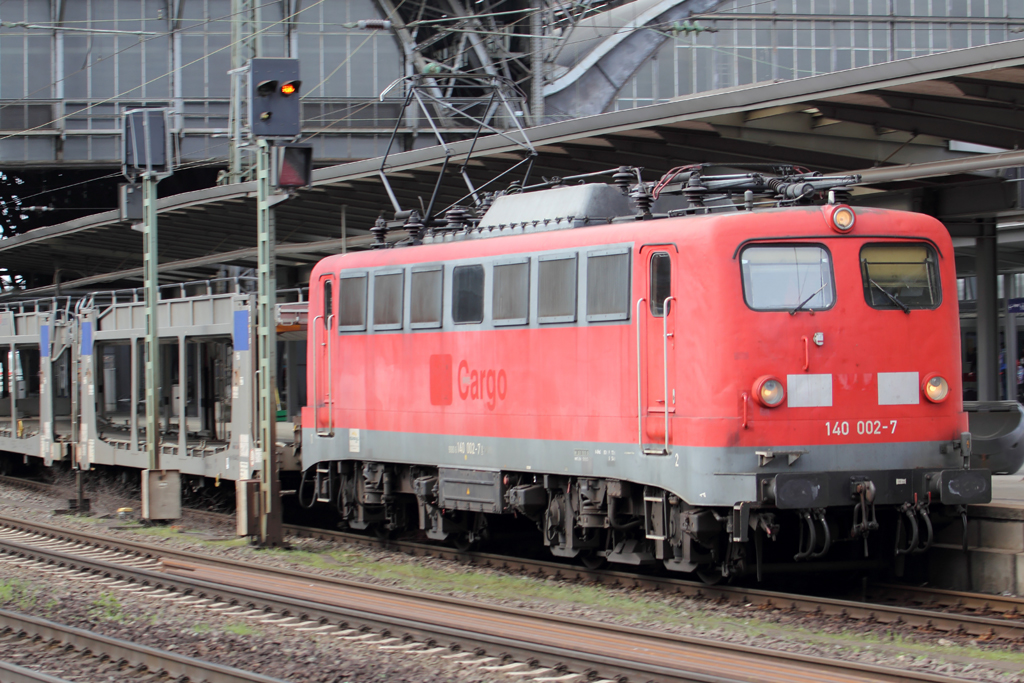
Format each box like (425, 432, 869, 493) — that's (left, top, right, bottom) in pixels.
(123, 108, 172, 173)
(250, 58, 302, 138)
(119, 183, 144, 221)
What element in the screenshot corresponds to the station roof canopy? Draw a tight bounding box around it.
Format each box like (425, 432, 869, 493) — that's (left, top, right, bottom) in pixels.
(10, 38, 1024, 297)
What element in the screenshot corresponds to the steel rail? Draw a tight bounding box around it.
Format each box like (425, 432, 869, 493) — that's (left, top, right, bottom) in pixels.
(0, 525, 966, 683)
(0, 660, 73, 683)
(284, 522, 1024, 637)
(866, 582, 1024, 618)
(0, 608, 290, 683)
(4, 476, 1024, 636)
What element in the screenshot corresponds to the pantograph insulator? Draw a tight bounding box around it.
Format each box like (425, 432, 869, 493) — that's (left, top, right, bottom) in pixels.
(612, 166, 634, 195)
(370, 215, 389, 248)
(444, 205, 470, 231)
(683, 175, 709, 206)
(630, 186, 653, 219)
(478, 192, 496, 214)
(404, 210, 425, 242)
(829, 187, 852, 204)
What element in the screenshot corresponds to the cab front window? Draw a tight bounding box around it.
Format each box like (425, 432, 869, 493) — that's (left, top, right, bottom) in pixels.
(740, 245, 835, 312)
(860, 243, 940, 311)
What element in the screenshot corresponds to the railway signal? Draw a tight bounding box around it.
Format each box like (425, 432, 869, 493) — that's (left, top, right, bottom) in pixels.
(249, 58, 302, 138)
(246, 58, 305, 548)
(277, 144, 313, 189)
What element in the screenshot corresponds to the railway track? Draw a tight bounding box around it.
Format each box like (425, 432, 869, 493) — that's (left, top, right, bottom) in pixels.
(288, 524, 1024, 638)
(4, 472, 1024, 638)
(0, 607, 290, 683)
(0, 514, 980, 683)
(6, 473, 1024, 638)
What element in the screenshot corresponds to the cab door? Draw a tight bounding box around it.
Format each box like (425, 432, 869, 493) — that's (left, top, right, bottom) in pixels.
(639, 246, 676, 452)
(314, 275, 335, 435)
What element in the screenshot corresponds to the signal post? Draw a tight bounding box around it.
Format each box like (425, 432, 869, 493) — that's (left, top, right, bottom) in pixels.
(122, 108, 181, 522)
(246, 58, 313, 547)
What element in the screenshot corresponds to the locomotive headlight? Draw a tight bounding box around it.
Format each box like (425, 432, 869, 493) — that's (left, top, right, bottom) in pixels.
(831, 205, 856, 233)
(923, 374, 949, 403)
(753, 375, 785, 408)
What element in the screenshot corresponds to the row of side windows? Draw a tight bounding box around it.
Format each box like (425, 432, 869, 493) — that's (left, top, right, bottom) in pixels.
(322, 248, 632, 332)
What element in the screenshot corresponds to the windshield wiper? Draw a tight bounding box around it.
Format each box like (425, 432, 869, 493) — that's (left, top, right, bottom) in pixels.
(789, 283, 827, 315)
(869, 279, 909, 314)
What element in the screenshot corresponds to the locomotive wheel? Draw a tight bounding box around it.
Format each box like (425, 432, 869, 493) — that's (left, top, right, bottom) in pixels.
(452, 512, 488, 552)
(696, 567, 724, 585)
(579, 550, 607, 570)
(453, 532, 473, 552)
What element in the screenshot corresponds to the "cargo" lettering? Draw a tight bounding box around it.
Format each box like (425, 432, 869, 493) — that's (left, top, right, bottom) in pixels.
(458, 360, 507, 410)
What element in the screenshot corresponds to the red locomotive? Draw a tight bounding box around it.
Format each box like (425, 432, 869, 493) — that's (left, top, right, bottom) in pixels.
(299, 167, 990, 580)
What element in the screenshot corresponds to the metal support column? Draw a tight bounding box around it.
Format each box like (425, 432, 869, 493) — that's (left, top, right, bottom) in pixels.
(178, 337, 187, 457)
(256, 139, 283, 546)
(227, 0, 257, 184)
(976, 220, 1000, 401)
(1007, 274, 1019, 401)
(130, 339, 138, 452)
(143, 172, 161, 470)
(286, 340, 299, 421)
(70, 322, 80, 470)
(9, 345, 16, 434)
(530, 0, 545, 125)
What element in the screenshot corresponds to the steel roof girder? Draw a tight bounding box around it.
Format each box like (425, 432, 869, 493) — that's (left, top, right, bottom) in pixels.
(814, 102, 1022, 150)
(943, 76, 1024, 106)
(876, 92, 1024, 134)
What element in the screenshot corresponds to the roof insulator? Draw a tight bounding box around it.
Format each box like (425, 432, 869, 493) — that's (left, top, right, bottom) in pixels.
(445, 206, 470, 231)
(612, 166, 634, 195)
(403, 209, 424, 243)
(370, 215, 389, 249)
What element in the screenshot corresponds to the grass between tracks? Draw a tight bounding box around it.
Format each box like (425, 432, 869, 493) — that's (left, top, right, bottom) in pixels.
(72, 521, 1024, 674)
(0, 578, 57, 613)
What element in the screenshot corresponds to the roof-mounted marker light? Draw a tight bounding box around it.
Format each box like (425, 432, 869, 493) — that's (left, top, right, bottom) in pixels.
(831, 205, 855, 233)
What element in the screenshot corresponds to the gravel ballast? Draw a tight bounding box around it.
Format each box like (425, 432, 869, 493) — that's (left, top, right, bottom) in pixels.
(1, 477, 1023, 682)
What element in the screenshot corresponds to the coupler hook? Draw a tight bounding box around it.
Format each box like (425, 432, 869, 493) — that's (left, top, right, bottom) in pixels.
(850, 480, 878, 556)
(912, 501, 933, 554)
(794, 509, 817, 561)
(958, 504, 970, 553)
(809, 508, 831, 559)
(895, 502, 919, 556)
(297, 466, 317, 509)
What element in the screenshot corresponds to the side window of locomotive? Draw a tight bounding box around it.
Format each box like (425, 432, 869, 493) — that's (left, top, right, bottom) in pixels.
(860, 243, 941, 310)
(740, 245, 835, 312)
(538, 254, 577, 323)
(452, 264, 485, 324)
(493, 260, 529, 326)
(410, 267, 443, 328)
(323, 280, 334, 328)
(588, 249, 630, 322)
(373, 270, 404, 330)
(650, 252, 672, 317)
(338, 273, 368, 332)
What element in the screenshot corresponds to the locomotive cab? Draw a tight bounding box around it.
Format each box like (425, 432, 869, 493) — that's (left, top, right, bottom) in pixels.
(669, 202, 988, 575)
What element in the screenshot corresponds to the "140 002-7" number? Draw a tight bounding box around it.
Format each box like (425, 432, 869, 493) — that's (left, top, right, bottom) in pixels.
(826, 420, 897, 436)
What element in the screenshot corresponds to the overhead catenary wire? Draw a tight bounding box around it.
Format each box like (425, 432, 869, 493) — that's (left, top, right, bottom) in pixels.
(1, 0, 1010, 208)
(0, 0, 332, 143)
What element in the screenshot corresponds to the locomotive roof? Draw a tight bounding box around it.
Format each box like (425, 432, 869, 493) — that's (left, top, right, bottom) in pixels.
(312, 202, 948, 276)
